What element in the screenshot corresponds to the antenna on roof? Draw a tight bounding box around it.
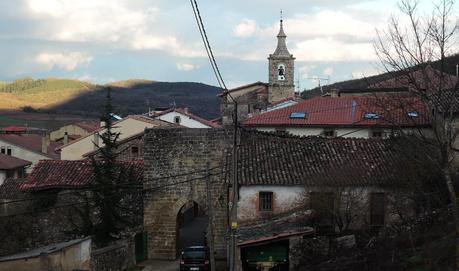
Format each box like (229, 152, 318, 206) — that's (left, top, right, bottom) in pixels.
(307, 76, 329, 93)
(295, 70, 301, 94)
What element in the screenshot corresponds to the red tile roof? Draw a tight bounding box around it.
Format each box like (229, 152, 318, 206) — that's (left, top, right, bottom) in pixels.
(153, 108, 222, 128)
(242, 95, 429, 127)
(0, 154, 31, 170)
(74, 120, 100, 132)
(217, 81, 268, 97)
(0, 126, 27, 134)
(56, 115, 174, 151)
(21, 159, 144, 191)
(228, 130, 438, 187)
(0, 178, 26, 199)
(0, 134, 61, 159)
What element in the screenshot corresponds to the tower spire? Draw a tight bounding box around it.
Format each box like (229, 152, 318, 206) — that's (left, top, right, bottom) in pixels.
(273, 11, 289, 56)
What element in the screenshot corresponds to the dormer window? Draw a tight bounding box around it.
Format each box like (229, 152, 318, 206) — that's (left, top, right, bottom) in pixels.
(278, 64, 285, 80)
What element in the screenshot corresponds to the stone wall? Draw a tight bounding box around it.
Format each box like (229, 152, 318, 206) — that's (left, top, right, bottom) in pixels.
(91, 239, 136, 271)
(143, 128, 233, 259)
(268, 56, 295, 103)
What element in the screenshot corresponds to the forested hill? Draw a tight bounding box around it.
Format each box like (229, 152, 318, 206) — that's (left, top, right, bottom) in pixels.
(0, 77, 222, 119)
(301, 53, 459, 99)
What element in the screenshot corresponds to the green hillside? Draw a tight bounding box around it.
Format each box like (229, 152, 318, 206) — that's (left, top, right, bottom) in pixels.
(0, 77, 222, 119)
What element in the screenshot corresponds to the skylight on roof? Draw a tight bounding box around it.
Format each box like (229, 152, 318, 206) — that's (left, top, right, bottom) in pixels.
(407, 111, 419, 117)
(290, 112, 307, 119)
(363, 112, 380, 119)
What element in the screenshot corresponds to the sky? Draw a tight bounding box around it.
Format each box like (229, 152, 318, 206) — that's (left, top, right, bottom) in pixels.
(0, 0, 453, 89)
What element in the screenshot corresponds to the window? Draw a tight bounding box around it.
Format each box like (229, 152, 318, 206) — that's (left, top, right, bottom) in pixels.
(6, 147, 11, 156)
(259, 192, 273, 212)
(174, 116, 181, 124)
(0, 147, 5, 154)
(370, 193, 385, 226)
(277, 64, 285, 80)
(131, 146, 139, 156)
(290, 112, 307, 119)
(407, 111, 418, 117)
(310, 192, 335, 227)
(363, 112, 381, 119)
(323, 129, 336, 137)
(371, 130, 383, 138)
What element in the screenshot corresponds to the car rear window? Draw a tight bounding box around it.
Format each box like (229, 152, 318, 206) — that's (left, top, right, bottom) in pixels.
(182, 250, 206, 260)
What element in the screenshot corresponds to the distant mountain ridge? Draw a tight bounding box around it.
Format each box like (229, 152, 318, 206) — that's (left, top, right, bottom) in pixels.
(0, 77, 222, 119)
(301, 53, 459, 99)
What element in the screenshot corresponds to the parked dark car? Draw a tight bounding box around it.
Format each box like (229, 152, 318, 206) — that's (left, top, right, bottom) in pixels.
(179, 246, 210, 271)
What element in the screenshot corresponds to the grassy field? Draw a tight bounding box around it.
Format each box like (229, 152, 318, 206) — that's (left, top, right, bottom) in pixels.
(0, 77, 96, 110)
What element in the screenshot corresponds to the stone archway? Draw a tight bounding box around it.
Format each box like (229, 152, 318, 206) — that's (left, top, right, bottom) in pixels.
(176, 200, 208, 257)
(143, 128, 233, 260)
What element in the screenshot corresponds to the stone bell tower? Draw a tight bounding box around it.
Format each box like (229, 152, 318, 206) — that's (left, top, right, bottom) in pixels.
(268, 14, 295, 103)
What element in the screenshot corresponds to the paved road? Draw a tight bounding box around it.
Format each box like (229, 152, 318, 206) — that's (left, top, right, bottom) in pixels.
(141, 260, 178, 271)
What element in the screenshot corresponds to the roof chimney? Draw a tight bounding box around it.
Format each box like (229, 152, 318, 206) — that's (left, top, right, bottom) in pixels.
(63, 132, 69, 145)
(183, 107, 189, 114)
(41, 133, 50, 154)
(330, 89, 339, 97)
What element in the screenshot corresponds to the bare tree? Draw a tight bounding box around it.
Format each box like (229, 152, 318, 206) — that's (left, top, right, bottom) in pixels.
(374, 0, 459, 268)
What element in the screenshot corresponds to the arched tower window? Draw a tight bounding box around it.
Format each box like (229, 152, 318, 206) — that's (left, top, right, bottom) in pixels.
(278, 64, 285, 81)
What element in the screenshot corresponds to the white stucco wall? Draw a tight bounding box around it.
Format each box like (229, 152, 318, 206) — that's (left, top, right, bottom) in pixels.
(238, 185, 305, 222)
(0, 140, 50, 172)
(0, 171, 5, 185)
(255, 126, 432, 139)
(60, 117, 160, 160)
(238, 185, 412, 228)
(155, 112, 211, 128)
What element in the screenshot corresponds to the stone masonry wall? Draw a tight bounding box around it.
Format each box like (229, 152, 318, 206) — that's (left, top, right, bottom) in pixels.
(143, 128, 233, 259)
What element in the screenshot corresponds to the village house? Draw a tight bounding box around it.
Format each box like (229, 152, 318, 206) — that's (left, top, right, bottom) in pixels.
(50, 120, 100, 144)
(242, 94, 431, 138)
(229, 130, 436, 270)
(148, 107, 221, 128)
(0, 154, 30, 185)
(0, 133, 60, 172)
(56, 115, 174, 160)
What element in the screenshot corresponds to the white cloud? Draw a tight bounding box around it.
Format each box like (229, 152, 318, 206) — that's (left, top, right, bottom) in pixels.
(293, 38, 377, 62)
(176, 63, 198, 71)
(35, 52, 93, 71)
(323, 67, 334, 76)
(233, 19, 258, 38)
(25, 0, 203, 58)
(299, 65, 316, 79)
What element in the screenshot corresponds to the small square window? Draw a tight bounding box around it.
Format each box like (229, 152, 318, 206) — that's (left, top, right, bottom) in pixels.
(131, 146, 139, 156)
(259, 192, 273, 212)
(174, 116, 181, 124)
(0, 147, 5, 154)
(6, 147, 11, 156)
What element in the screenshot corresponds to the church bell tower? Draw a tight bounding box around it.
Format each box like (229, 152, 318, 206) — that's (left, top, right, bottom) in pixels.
(268, 13, 295, 103)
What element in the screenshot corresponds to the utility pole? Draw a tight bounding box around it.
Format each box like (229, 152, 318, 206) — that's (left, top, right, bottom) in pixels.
(206, 162, 216, 271)
(229, 103, 238, 271)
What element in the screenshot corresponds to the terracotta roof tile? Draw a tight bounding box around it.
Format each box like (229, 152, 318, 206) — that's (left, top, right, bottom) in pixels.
(74, 120, 100, 132)
(242, 95, 429, 127)
(21, 159, 143, 191)
(0, 154, 31, 170)
(229, 130, 436, 187)
(0, 178, 26, 199)
(0, 134, 61, 159)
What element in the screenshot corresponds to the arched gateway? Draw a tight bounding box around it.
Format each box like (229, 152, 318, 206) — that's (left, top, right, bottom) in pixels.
(143, 128, 232, 259)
